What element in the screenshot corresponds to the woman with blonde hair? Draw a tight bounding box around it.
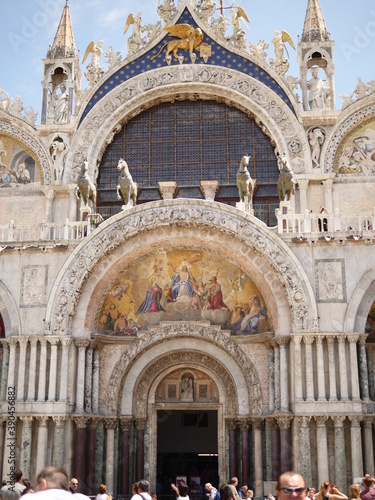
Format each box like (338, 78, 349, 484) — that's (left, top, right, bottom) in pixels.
(96, 483, 112, 500)
(349, 484, 361, 500)
(314, 481, 348, 500)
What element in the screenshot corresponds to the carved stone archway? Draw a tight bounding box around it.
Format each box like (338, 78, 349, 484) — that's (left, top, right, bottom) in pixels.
(0, 280, 21, 336)
(345, 267, 375, 334)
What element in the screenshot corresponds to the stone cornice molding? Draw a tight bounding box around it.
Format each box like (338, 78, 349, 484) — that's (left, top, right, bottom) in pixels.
(45, 200, 317, 335)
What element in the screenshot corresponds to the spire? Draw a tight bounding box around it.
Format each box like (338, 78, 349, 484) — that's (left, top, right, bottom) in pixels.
(48, 0, 77, 58)
(301, 0, 330, 43)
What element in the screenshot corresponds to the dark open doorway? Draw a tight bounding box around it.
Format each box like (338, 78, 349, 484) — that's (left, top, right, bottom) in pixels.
(156, 410, 218, 500)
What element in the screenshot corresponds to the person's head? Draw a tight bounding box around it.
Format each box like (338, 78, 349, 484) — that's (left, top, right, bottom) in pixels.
(179, 483, 189, 497)
(220, 484, 236, 500)
(138, 480, 150, 493)
(350, 484, 361, 500)
(15, 470, 23, 482)
(98, 484, 107, 494)
(69, 477, 79, 492)
(132, 483, 139, 494)
(205, 483, 213, 492)
(230, 478, 238, 487)
(240, 486, 248, 496)
(362, 476, 374, 490)
(276, 472, 306, 500)
(35, 467, 69, 492)
(319, 481, 329, 497)
(246, 490, 253, 499)
(307, 488, 315, 499)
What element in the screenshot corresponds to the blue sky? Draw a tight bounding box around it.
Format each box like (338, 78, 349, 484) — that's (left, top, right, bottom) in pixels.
(1, 0, 375, 121)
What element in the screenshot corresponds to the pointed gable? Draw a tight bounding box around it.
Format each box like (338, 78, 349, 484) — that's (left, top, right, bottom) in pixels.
(301, 0, 330, 42)
(49, 0, 77, 58)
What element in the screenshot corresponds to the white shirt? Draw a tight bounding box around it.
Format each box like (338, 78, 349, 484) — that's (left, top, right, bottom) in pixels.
(131, 493, 152, 500)
(22, 490, 74, 500)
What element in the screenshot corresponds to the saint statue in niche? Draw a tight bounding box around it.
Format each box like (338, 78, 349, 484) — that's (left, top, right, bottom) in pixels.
(181, 377, 193, 400)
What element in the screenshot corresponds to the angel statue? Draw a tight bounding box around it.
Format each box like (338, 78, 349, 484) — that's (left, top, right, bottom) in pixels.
(124, 12, 146, 54)
(269, 30, 295, 78)
(82, 40, 104, 87)
(151, 24, 204, 62)
(229, 5, 250, 50)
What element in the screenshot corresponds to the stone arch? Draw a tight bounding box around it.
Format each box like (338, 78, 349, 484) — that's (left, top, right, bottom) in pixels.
(45, 199, 318, 336)
(344, 267, 375, 334)
(0, 117, 53, 185)
(111, 323, 261, 417)
(67, 65, 310, 183)
(0, 281, 21, 336)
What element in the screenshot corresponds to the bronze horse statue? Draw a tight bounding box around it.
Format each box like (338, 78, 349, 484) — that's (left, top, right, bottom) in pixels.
(236, 155, 255, 204)
(116, 159, 137, 207)
(277, 153, 295, 202)
(75, 160, 97, 208)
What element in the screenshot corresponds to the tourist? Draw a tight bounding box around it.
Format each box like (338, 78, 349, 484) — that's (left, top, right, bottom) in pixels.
(276, 471, 307, 500)
(314, 481, 347, 500)
(350, 484, 361, 500)
(229, 478, 240, 500)
(2, 470, 26, 500)
(22, 466, 72, 499)
(239, 486, 248, 499)
(69, 478, 78, 494)
(171, 482, 189, 500)
(220, 485, 236, 500)
(360, 475, 375, 500)
(96, 484, 112, 500)
(131, 480, 151, 500)
(205, 483, 219, 500)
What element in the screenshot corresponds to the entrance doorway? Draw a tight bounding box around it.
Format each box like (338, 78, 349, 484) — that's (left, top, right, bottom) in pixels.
(157, 410, 218, 500)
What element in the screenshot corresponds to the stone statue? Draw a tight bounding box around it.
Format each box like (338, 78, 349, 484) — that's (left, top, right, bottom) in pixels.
(82, 40, 104, 87)
(181, 377, 193, 400)
(0, 89, 12, 113)
(277, 153, 295, 201)
(116, 159, 137, 207)
(308, 128, 325, 168)
(51, 140, 68, 183)
(11, 96, 25, 118)
(104, 46, 122, 70)
(249, 39, 269, 61)
(307, 67, 326, 109)
(157, 0, 176, 25)
(54, 85, 69, 123)
(76, 160, 97, 208)
(353, 77, 369, 100)
(236, 155, 255, 204)
(210, 14, 228, 39)
(270, 30, 295, 77)
(124, 12, 146, 54)
(24, 107, 38, 126)
(196, 0, 216, 22)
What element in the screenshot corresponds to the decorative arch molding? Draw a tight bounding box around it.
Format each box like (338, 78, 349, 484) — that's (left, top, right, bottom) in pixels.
(324, 101, 375, 173)
(345, 267, 375, 334)
(0, 116, 52, 185)
(67, 65, 310, 183)
(111, 323, 261, 416)
(0, 280, 21, 336)
(45, 199, 318, 335)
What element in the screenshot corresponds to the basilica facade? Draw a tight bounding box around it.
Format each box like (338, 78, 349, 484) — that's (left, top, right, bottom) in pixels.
(0, 0, 375, 497)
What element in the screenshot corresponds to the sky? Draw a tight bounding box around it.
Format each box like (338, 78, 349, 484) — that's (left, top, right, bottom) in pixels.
(1, 0, 375, 122)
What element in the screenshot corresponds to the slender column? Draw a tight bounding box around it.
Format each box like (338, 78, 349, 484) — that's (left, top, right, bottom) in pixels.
(277, 416, 292, 473)
(268, 344, 275, 412)
(367, 344, 375, 402)
(20, 416, 33, 478)
(227, 418, 237, 479)
(315, 416, 329, 486)
(337, 336, 349, 400)
(120, 417, 133, 494)
(268, 418, 280, 481)
(251, 419, 263, 498)
(85, 343, 95, 413)
(315, 336, 327, 401)
(298, 179, 309, 215)
(0, 418, 6, 477)
(293, 336, 303, 401)
(358, 334, 370, 400)
(363, 416, 374, 475)
(73, 416, 89, 494)
(17, 337, 28, 401)
(52, 416, 66, 467)
(272, 341, 280, 411)
(298, 416, 312, 487)
(323, 178, 334, 215)
(333, 416, 346, 492)
(7, 337, 17, 392)
(36, 416, 49, 473)
(37, 338, 48, 401)
(105, 418, 118, 494)
(75, 339, 90, 413)
(95, 420, 105, 493)
(0, 341, 9, 399)
(277, 338, 290, 412)
(326, 337, 338, 401)
(87, 418, 98, 493)
(304, 336, 315, 401)
(27, 338, 38, 401)
(59, 338, 71, 402)
(48, 338, 59, 401)
(238, 418, 250, 486)
(92, 348, 99, 413)
(347, 335, 360, 400)
(349, 416, 363, 478)
(135, 417, 147, 481)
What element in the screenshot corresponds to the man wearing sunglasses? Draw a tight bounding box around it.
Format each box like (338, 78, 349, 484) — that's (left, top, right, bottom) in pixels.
(276, 472, 307, 500)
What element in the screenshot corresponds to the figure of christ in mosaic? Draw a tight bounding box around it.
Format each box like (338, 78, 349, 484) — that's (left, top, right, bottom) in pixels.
(336, 123, 375, 175)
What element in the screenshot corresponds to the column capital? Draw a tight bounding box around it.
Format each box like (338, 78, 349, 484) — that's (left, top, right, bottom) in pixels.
(266, 417, 279, 431)
(297, 178, 309, 189)
(337, 335, 346, 344)
(200, 180, 219, 201)
(303, 335, 315, 345)
(20, 416, 33, 428)
(236, 417, 250, 431)
(326, 336, 336, 346)
(134, 417, 147, 430)
(52, 416, 67, 428)
(346, 334, 360, 344)
(7, 337, 18, 347)
(104, 418, 118, 430)
(358, 334, 368, 345)
(48, 338, 60, 347)
(332, 415, 346, 427)
(18, 336, 29, 346)
(269, 339, 279, 349)
(315, 335, 324, 344)
(293, 335, 303, 345)
(249, 418, 264, 431)
(40, 337, 48, 347)
(36, 416, 49, 427)
(348, 415, 362, 427)
(297, 416, 311, 427)
(74, 338, 91, 349)
(73, 416, 90, 429)
(314, 415, 328, 427)
(60, 337, 72, 347)
(120, 417, 133, 432)
(29, 337, 39, 347)
(89, 417, 101, 430)
(226, 417, 238, 431)
(276, 337, 290, 347)
(363, 415, 374, 427)
(275, 415, 293, 429)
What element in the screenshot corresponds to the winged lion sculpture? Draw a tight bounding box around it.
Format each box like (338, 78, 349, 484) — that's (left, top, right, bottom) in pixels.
(151, 23, 204, 61)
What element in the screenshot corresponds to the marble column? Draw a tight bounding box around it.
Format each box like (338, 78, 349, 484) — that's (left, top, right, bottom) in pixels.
(337, 336, 349, 400)
(0, 341, 9, 399)
(120, 417, 133, 494)
(363, 416, 374, 475)
(293, 336, 303, 401)
(227, 418, 238, 480)
(349, 416, 363, 478)
(0, 418, 6, 477)
(272, 341, 280, 411)
(37, 338, 48, 401)
(75, 339, 90, 413)
(27, 338, 38, 401)
(85, 343, 95, 413)
(59, 338, 71, 402)
(87, 418, 98, 494)
(326, 337, 338, 401)
(323, 178, 334, 215)
(367, 344, 375, 402)
(332, 416, 346, 491)
(20, 416, 33, 478)
(105, 418, 118, 495)
(135, 417, 147, 481)
(268, 345, 275, 412)
(347, 335, 360, 401)
(95, 420, 105, 493)
(52, 416, 66, 467)
(268, 418, 280, 481)
(304, 336, 315, 401)
(277, 338, 290, 412)
(298, 416, 312, 487)
(92, 349, 99, 413)
(298, 179, 309, 215)
(277, 416, 292, 473)
(358, 334, 370, 400)
(7, 337, 17, 392)
(315, 336, 327, 401)
(251, 419, 263, 498)
(73, 416, 89, 494)
(238, 418, 250, 486)
(315, 416, 329, 486)
(36, 416, 49, 473)
(17, 337, 28, 401)
(48, 338, 59, 401)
